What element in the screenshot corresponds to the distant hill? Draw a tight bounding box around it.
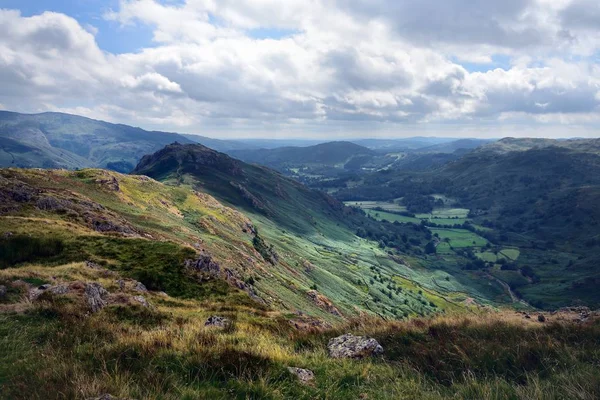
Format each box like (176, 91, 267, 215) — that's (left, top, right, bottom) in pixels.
(476, 137, 600, 155)
(417, 139, 493, 154)
(0, 111, 193, 172)
(351, 137, 458, 151)
(229, 141, 376, 167)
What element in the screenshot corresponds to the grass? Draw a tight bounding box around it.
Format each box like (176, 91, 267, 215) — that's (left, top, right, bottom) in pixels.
(365, 209, 421, 224)
(1, 275, 599, 400)
(431, 228, 488, 248)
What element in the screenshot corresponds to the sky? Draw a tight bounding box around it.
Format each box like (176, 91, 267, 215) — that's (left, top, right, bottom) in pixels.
(1, 0, 600, 139)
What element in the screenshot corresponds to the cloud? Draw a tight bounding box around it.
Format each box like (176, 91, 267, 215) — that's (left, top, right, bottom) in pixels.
(0, 1, 599, 138)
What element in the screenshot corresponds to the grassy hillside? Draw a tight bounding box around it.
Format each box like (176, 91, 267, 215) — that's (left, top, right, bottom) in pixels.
(132, 144, 518, 317)
(1, 163, 598, 398)
(0, 111, 194, 171)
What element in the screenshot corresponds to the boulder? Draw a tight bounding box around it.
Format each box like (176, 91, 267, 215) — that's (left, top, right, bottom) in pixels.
(538, 314, 546, 323)
(84, 283, 109, 313)
(287, 367, 315, 385)
(133, 281, 148, 293)
(205, 316, 230, 328)
(85, 261, 104, 270)
(327, 334, 383, 359)
(0, 285, 6, 298)
(132, 295, 149, 308)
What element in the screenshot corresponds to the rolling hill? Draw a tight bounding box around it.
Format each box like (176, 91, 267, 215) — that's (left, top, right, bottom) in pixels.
(0, 111, 194, 172)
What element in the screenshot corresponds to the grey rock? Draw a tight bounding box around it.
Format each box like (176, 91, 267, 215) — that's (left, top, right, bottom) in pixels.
(134, 281, 148, 293)
(29, 284, 68, 300)
(132, 295, 149, 308)
(36, 196, 68, 211)
(84, 283, 108, 313)
(48, 285, 69, 295)
(0, 285, 6, 297)
(205, 316, 230, 328)
(185, 254, 221, 275)
(327, 334, 383, 359)
(2, 232, 13, 238)
(85, 261, 103, 270)
(287, 367, 315, 384)
(117, 279, 126, 291)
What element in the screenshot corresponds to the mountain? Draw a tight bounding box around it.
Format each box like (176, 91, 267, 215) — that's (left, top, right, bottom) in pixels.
(0, 111, 193, 172)
(132, 143, 518, 315)
(351, 137, 459, 151)
(228, 141, 376, 169)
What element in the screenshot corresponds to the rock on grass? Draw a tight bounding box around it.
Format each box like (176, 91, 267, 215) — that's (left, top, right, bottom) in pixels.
(327, 334, 383, 359)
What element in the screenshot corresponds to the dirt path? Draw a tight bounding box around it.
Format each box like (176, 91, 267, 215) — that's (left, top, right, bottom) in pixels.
(486, 273, 519, 303)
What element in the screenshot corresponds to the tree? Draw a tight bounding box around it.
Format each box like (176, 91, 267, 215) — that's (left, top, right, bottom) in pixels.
(425, 241, 437, 254)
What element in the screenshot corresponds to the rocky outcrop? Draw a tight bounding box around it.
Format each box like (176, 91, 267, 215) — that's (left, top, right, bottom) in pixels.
(327, 334, 383, 359)
(289, 315, 332, 332)
(205, 316, 230, 328)
(185, 253, 264, 305)
(95, 176, 120, 192)
(132, 295, 150, 308)
(84, 283, 109, 313)
(185, 252, 222, 276)
(29, 284, 69, 300)
(307, 290, 341, 316)
(116, 279, 148, 293)
(287, 367, 315, 385)
(36, 196, 70, 211)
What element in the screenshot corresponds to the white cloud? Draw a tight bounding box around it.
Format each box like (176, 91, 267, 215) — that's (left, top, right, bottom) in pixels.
(1, 1, 600, 138)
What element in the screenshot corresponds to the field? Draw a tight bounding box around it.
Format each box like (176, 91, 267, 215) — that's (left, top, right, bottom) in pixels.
(345, 201, 407, 212)
(365, 209, 421, 223)
(431, 228, 488, 248)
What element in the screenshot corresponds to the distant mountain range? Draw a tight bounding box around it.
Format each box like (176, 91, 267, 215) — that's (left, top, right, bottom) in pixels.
(0, 111, 500, 173)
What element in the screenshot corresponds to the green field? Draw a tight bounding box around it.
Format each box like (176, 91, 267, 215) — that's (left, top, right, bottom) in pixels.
(345, 201, 407, 212)
(476, 248, 521, 263)
(498, 248, 520, 261)
(431, 228, 488, 248)
(365, 209, 421, 223)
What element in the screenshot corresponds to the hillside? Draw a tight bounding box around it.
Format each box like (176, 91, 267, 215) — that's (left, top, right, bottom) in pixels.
(227, 141, 381, 177)
(417, 139, 492, 154)
(1, 154, 599, 398)
(0, 166, 597, 398)
(0, 111, 193, 172)
(332, 138, 600, 309)
(133, 143, 513, 316)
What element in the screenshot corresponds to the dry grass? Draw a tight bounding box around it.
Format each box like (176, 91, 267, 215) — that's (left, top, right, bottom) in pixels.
(1, 260, 599, 399)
